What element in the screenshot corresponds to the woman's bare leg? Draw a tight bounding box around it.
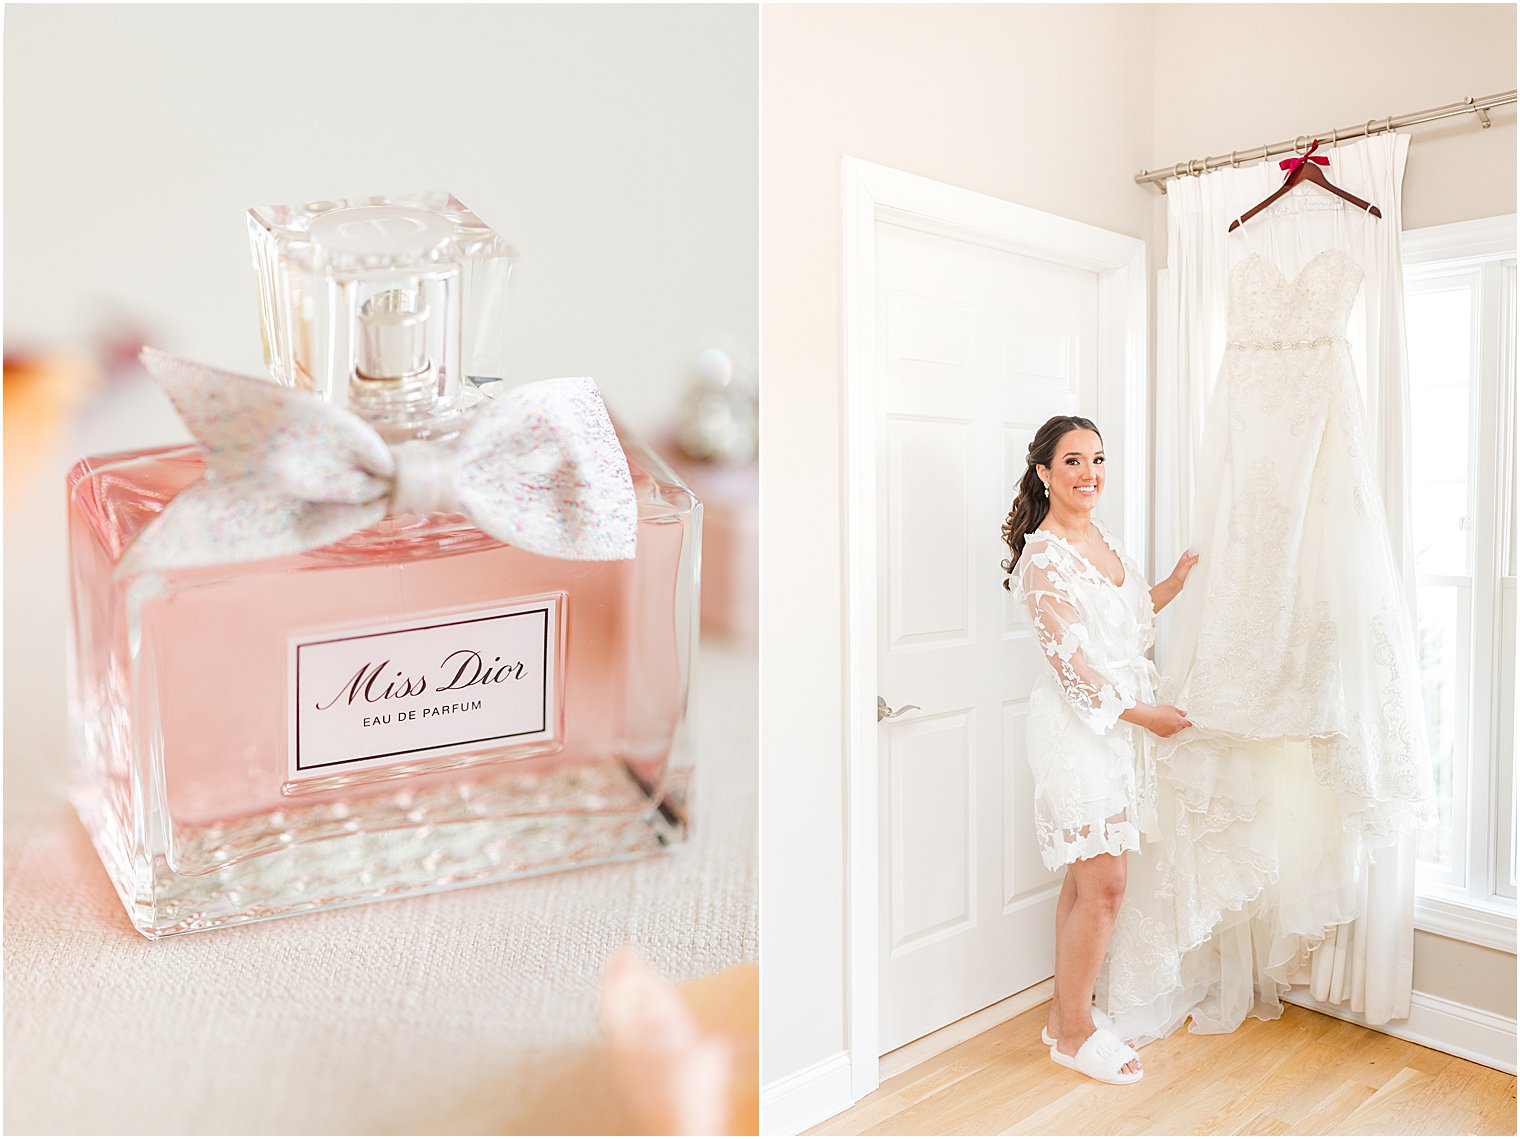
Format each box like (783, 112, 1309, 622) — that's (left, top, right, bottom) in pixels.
(1052, 852, 1139, 1075)
(1046, 870, 1077, 1038)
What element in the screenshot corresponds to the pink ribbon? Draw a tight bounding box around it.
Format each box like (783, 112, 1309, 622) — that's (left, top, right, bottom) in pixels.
(1279, 139, 1329, 178)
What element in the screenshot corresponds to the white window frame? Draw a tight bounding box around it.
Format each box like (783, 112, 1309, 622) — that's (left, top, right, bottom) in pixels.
(1403, 214, 1518, 954)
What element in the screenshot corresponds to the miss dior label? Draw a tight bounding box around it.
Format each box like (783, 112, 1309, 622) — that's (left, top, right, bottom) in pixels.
(287, 596, 563, 781)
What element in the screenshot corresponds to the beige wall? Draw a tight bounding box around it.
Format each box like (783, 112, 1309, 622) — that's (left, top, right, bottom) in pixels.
(1413, 931, 1518, 1016)
(1151, 4, 1517, 245)
(762, 0, 1517, 1099)
(760, 2, 1159, 1089)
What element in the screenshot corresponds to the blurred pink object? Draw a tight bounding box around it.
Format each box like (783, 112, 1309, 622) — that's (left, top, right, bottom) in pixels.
(601, 948, 759, 1135)
(664, 449, 758, 643)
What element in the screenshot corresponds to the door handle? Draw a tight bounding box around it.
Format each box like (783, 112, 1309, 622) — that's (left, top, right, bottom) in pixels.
(877, 696, 921, 723)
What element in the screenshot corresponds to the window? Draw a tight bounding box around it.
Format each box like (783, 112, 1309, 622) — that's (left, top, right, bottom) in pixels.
(1404, 216, 1517, 952)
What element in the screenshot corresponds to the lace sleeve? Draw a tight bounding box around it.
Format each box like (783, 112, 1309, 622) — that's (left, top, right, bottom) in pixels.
(1017, 545, 1137, 734)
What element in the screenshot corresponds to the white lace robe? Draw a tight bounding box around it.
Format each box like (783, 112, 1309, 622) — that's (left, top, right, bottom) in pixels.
(1014, 523, 1158, 869)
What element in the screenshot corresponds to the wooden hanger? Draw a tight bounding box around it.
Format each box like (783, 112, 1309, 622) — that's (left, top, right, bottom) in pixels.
(1227, 139, 1381, 232)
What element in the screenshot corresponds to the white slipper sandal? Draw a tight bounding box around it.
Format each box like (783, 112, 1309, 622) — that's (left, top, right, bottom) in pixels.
(1049, 1026, 1144, 1085)
(1040, 1007, 1129, 1048)
(1090, 1009, 1143, 1067)
(1042, 1015, 1142, 1068)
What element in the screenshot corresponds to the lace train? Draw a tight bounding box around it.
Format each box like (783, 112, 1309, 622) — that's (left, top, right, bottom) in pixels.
(1099, 737, 1405, 1044)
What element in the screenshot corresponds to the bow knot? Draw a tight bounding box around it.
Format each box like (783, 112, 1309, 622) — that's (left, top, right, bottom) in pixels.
(1279, 139, 1330, 178)
(118, 349, 639, 575)
(390, 439, 461, 517)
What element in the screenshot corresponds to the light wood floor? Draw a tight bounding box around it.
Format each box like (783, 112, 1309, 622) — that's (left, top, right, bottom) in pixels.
(807, 1001, 1516, 1135)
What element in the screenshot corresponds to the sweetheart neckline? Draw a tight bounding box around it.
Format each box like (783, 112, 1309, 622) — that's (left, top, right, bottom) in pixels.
(1235, 248, 1360, 291)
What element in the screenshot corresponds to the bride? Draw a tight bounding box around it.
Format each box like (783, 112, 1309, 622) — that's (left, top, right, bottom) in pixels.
(1003, 414, 1197, 1084)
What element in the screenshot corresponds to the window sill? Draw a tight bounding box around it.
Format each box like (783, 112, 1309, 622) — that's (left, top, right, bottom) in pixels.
(1415, 888, 1517, 954)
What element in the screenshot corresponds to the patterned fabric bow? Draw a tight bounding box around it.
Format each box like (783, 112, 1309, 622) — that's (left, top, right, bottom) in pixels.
(117, 348, 638, 576)
(1279, 139, 1329, 178)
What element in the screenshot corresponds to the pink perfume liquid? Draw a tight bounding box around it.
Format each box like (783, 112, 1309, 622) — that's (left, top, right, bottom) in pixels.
(68, 437, 698, 936)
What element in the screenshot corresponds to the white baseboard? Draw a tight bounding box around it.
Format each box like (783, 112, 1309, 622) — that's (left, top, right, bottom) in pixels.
(760, 1050, 853, 1136)
(1285, 987, 1517, 1075)
(761, 980, 1057, 1135)
(880, 978, 1055, 1080)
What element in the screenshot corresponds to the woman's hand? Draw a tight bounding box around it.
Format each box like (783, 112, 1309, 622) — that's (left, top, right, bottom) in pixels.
(1150, 548, 1201, 614)
(1169, 549, 1200, 588)
(1122, 702, 1193, 738)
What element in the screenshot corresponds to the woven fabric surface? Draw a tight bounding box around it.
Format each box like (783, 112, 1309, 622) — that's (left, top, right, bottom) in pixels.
(4, 639, 756, 1136)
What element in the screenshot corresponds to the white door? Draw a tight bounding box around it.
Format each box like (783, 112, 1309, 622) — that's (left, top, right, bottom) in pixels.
(876, 219, 1105, 1052)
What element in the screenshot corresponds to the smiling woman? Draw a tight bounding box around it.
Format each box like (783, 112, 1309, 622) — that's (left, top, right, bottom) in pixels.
(1003, 414, 1198, 1084)
(1000, 414, 1104, 584)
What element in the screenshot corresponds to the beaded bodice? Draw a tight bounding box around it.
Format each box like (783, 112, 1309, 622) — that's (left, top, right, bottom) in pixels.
(1224, 249, 1363, 348)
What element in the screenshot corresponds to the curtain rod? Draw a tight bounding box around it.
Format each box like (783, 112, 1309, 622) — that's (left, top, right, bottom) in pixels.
(1136, 90, 1517, 192)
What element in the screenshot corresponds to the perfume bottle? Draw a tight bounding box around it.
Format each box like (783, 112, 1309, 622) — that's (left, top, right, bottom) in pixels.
(67, 193, 701, 937)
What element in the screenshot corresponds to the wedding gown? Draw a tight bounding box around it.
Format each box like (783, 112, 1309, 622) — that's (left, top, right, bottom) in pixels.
(1099, 248, 1437, 1044)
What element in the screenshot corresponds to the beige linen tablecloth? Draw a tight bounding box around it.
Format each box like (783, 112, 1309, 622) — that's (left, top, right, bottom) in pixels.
(3, 373, 759, 1135)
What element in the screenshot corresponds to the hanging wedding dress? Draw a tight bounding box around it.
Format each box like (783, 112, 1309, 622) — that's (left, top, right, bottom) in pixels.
(1099, 246, 1437, 1045)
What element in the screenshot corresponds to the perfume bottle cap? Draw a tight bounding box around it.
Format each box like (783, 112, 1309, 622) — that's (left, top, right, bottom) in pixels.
(307, 205, 455, 261)
(249, 193, 516, 418)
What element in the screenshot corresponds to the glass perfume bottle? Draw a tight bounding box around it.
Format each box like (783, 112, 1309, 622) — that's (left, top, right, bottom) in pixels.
(67, 193, 701, 937)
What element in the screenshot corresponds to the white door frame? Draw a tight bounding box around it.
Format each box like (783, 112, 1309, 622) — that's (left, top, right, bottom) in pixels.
(840, 156, 1148, 1102)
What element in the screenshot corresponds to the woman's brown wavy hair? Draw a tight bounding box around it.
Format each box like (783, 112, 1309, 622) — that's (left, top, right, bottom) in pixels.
(1000, 415, 1102, 589)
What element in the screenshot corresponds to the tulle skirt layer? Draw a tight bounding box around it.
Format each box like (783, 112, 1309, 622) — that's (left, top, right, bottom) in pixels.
(1098, 734, 1410, 1046)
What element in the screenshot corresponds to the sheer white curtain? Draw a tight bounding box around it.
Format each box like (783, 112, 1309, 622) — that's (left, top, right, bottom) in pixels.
(1153, 132, 1421, 1024)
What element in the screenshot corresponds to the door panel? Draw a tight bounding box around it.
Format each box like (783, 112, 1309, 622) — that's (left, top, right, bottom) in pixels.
(886, 415, 974, 648)
(877, 219, 1100, 1052)
(886, 710, 976, 953)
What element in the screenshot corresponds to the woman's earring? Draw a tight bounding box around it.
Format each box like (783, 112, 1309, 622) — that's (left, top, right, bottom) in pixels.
(1042, 482, 1049, 496)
